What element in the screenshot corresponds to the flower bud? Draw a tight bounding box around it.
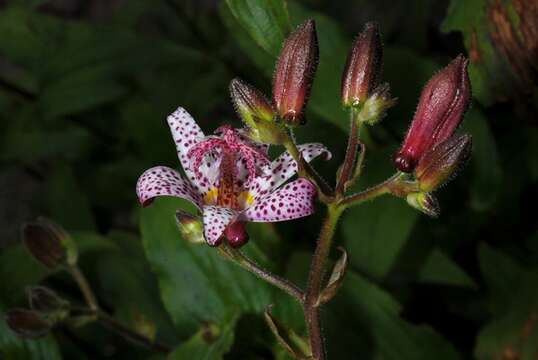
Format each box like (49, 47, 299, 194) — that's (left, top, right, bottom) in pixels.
(23, 218, 78, 269)
(394, 55, 471, 173)
(406, 192, 440, 217)
(341, 22, 383, 108)
(273, 19, 319, 126)
(358, 83, 396, 124)
(5, 309, 52, 338)
(27, 286, 69, 315)
(415, 134, 472, 192)
(224, 221, 249, 248)
(175, 211, 205, 244)
(229, 78, 286, 144)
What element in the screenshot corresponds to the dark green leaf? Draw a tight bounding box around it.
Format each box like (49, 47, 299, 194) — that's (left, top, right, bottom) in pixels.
(418, 249, 476, 288)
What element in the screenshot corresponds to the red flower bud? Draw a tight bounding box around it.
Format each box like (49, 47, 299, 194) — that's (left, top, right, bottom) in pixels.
(341, 22, 383, 108)
(394, 55, 471, 172)
(5, 309, 52, 338)
(415, 134, 472, 192)
(23, 218, 78, 269)
(272, 19, 319, 126)
(224, 221, 249, 248)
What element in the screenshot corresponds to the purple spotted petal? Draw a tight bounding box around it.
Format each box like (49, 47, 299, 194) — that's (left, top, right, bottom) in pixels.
(136, 166, 202, 208)
(167, 107, 216, 194)
(246, 143, 331, 203)
(202, 206, 238, 246)
(242, 178, 317, 222)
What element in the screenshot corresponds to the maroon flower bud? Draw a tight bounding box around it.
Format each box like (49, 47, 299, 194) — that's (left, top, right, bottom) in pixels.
(272, 19, 319, 126)
(23, 218, 78, 269)
(341, 22, 383, 108)
(415, 134, 472, 192)
(27, 286, 69, 315)
(224, 221, 249, 248)
(394, 55, 471, 173)
(5, 309, 52, 338)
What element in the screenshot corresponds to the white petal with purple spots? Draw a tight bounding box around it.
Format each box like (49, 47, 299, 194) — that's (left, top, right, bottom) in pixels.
(167, 107, 215, 194)
(136, 166, 202, 208)
(242, 179, 317, 222)
(202, 206, 238, 246)
(245, 143, 331, 204)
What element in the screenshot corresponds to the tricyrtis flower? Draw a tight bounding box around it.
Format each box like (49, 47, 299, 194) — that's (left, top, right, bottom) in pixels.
(136, 107, 330, 247)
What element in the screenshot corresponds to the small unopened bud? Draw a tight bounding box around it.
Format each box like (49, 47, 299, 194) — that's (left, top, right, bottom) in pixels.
(394, 55, 471, 173)
(27, 286, 69, 315)
(406, 192, 440, 217)
(273, 19, 319, 126)
(224, 221, 249, 248)
(415, 134, 472, 192)
(358, 84, 396, 124)
(341, 22, 383, 108)
(23, 218, 78, 269)
(230, 78, 286, 144)
(175, 211, 205, 244)
(5, 309, 52, 338)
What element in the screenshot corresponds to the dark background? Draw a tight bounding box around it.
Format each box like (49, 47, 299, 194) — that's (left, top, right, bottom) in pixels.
(0, 0, 537, 359)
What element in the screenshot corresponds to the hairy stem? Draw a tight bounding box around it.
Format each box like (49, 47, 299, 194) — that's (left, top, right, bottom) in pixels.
(219, 245, 304, 302)
(340, 173, 409, 207)
(67, 265, 99, 311)
(304, 204, 343, 360)
(336, 110, 361, 194)
(74, 308, 171, 353)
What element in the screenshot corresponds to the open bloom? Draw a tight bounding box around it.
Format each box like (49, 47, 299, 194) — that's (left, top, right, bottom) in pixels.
(136, 107, 330, 247)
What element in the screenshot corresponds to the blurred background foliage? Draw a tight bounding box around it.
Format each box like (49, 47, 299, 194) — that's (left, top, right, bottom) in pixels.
(0, 0, 537, 359)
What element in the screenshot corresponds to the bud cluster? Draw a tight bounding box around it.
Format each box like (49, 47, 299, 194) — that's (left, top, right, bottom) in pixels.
(230, 19, 320, 143)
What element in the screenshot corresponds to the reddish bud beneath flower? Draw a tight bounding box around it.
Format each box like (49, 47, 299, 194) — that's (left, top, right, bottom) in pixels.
(395, 55, 471, 172)
(415, 134, 472, 192)
(224, 221, 249, 248)
(23, 219, 71, 269)
(341, 22, 383, 108)
(6, 309, 52, 338)
(273, 19, 319, 126)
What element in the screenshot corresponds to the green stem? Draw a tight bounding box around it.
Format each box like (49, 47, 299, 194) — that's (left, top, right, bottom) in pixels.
(336, 110, 361, 195)
(219, 245, 304, 302)
(303, 204, 344, 360)
(340, 173, 408, 208)
(67, 265, 99, 311)
(74, 308, 171, 353)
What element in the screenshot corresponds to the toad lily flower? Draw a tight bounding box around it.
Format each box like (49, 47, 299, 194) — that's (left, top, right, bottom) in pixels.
(136, 107, 331, 247)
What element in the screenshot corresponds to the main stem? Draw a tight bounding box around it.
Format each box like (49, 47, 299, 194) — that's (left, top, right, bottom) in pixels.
(304, 204, 343, 360)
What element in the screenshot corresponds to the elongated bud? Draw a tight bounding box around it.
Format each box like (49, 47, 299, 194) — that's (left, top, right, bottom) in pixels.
(394, 55, 471, 172)
(229, 78, 286, 144)
(224, 221, 249, 248)
(341, 22, 383, 108)
(273, 19, 319, 126)
(27, 286, 69, 314)
(176, 211, 205, 244)
(406, 192, 440, 217)
(23, 218, 78, 269)
(6, 309, 52, 338)
(358, 83, 396, 124)
(416, 134, 472, 192)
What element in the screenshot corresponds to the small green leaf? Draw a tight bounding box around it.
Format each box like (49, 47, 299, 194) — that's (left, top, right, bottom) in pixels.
(418, 249, 477, 289)
(225, 0, 291, 55)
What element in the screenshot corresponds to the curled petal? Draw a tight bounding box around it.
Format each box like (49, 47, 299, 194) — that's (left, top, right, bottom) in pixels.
(202, 206, 237, 246)
(136, 166, 201, 208)
(242, 179, 317, 222)
(246, 143, 331, 203)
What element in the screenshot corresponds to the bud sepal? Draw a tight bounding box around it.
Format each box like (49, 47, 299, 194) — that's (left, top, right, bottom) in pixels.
(176, 211, 205, 244)
(406, 192, 440, 217)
